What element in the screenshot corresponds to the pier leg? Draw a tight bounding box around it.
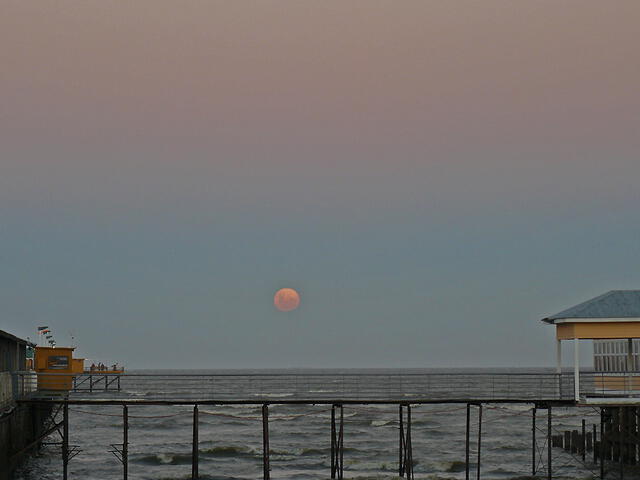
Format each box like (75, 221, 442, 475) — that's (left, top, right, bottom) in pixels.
(123, 405, 128, 480)
(339, 405, 344, 480)
(477, 404, 482, 480)
(407, 405, 413, 480)
(399, 405, 404, 477)
(465, 404, 470, 480)
(331, 406, 336, 479)
(399, 405, 413, 479)
(331, 404, 344, 480)
(262, 404, 270, 480)
(547, 406, 552, 480)
(601, 409, 605, 480)
(192, 405, 198, 480)
(532, 407, 536, 476)
(62, 402, 69, 480)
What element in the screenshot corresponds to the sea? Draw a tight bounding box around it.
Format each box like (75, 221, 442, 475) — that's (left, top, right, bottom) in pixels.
(14, 369, 601, 480)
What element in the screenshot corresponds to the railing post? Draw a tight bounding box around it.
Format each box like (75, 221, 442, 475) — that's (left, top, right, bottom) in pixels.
(192, 404, 199, 479)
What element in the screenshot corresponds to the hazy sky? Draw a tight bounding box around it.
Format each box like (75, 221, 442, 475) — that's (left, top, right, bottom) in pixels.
(1, 1, 639, 368)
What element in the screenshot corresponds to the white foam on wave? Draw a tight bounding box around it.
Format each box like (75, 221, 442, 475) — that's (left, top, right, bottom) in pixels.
(252, 393, 295, 398)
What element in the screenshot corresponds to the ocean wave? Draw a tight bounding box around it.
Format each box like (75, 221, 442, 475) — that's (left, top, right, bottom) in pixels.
(371, 419, 393, 427)
(134, 452, 192, 465)
(252, 392, 294, 398)
(200, 445, 256, 457)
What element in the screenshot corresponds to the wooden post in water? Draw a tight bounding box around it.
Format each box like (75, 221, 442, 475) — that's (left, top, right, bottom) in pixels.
(582, 419, 586, 462)
(465, 404, 470, 480)
(123, 404, 128, 480)
(262, 404, 270, 480)
(593, 423, 597, 465)
(192, 404, 199, 480)
(619, 407, 624, 480)
(62, 402, 69, 480)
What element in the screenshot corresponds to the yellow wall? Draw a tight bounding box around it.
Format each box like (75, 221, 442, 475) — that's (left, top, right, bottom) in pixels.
(72, 358, 85, 374)
(556, 322, 640, 340)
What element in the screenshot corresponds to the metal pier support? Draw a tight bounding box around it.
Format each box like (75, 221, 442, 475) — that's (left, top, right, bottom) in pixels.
(331, 404, 344, 479)
(466, 404, 471, 480)
(477, 404, 482, 480)
(399, 404, 414, 479)
(123, 405, 128, 480)
(62, 402, 69, 480)
(601, 409, 605, 480)
(192, 404, 199, 479)
(109, 405, 129, 479)
(532, 407, 536, 476)
(262, 404, 270, 480)
(547, 406, 552, 480)
(464, 403, 482, 480)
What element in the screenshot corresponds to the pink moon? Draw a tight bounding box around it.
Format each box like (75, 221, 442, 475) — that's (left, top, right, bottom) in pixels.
(274, 288, 301, 312)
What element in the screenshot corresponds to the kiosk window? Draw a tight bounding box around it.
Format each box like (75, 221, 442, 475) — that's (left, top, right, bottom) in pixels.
(48, 356, 69, 369)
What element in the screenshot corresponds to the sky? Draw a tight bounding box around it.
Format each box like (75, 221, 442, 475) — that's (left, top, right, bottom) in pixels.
(1, 1, 639, 368)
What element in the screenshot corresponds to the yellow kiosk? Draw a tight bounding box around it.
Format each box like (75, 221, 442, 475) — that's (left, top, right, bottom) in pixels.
(35, 346, 75, 390)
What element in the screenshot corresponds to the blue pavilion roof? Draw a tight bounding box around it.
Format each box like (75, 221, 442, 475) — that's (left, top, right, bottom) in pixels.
(542, 290, 640, 323)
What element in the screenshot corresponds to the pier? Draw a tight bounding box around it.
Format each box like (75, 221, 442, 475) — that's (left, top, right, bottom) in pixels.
(11, 370, 640, 480)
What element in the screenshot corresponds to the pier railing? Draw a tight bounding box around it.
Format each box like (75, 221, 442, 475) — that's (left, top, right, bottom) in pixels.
(12, 371, 578, 402)
(14, 371, 640, 403)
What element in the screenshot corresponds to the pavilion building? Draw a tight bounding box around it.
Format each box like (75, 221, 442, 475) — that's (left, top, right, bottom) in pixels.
(542, 290, 640, 402)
